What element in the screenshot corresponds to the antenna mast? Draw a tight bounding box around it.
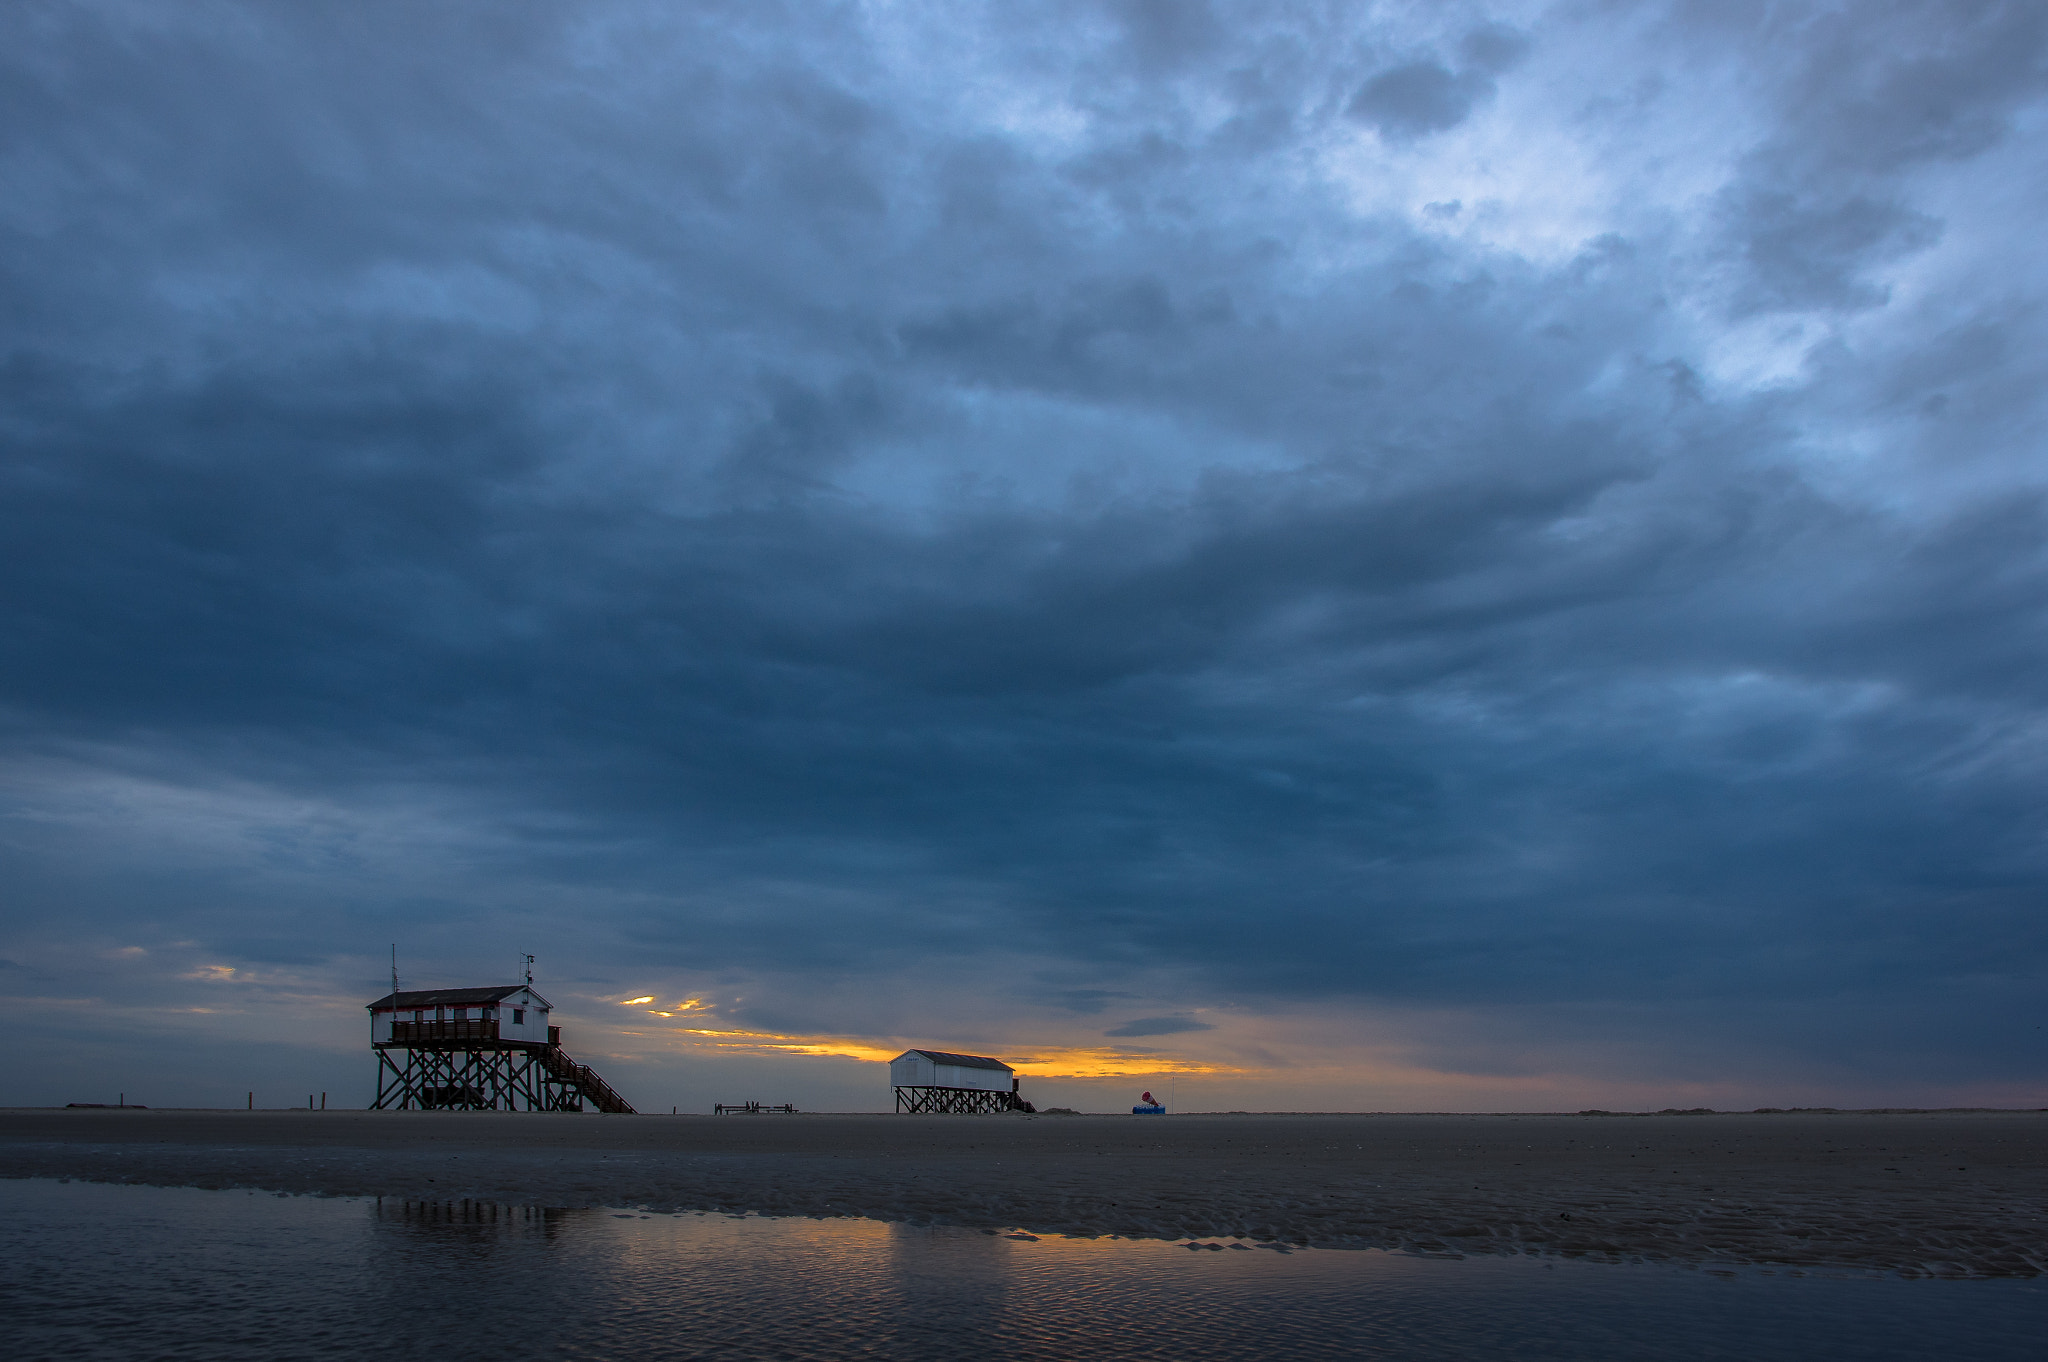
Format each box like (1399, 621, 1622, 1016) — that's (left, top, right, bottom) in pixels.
(523, 953, 535, 985)
(391, 944, 399, 996)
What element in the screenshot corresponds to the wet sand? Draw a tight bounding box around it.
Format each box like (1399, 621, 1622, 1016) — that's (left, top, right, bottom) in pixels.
(4, 1108, 2043, 1277)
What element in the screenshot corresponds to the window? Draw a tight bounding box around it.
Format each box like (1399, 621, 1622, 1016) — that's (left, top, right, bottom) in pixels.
(512, 1009, 525, 1025)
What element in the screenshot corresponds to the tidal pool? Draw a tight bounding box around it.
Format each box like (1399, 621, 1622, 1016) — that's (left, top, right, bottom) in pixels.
(1, 1179, 2038, 1360)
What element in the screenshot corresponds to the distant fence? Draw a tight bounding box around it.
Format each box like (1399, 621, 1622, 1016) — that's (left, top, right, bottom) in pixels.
(714, 1102, 798, 1114)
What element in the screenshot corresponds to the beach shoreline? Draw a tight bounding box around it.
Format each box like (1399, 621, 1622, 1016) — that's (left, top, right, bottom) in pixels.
(4, 1108, 2043, 1277)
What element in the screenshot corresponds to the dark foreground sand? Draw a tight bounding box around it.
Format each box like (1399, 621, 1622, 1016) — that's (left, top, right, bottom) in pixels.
(4, 1108, 2044, 1276)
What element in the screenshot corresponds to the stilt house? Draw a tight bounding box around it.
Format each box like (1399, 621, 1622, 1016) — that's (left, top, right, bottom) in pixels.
(889, 1049, 1033, 1114)
(365, 983, 634, 1114)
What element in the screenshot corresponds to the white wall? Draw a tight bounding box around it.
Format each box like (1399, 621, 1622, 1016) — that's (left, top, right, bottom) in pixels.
(494, 990, 551, 1044)
(931, 1064, 1011, 1092)
(888, 1053, 934, 1087)
(369, 990, 551, 1045)
(888, 1053, 1013, 1092)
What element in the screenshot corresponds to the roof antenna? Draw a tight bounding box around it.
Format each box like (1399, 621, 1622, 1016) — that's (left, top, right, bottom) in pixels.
(522, 953, 535, 986)
(391, 944, 400, 996)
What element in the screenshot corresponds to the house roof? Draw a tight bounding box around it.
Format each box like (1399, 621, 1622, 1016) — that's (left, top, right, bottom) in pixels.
(365, 986, 552, 1010)
(897, 1049, 1013, 1071)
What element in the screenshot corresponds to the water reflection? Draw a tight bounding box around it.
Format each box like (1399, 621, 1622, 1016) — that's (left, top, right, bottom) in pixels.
(3, 1180, 2039, 1361)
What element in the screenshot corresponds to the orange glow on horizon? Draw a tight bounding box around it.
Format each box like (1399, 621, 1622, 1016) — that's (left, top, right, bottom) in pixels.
(1008, 1047, 1238, 1078)
(609, 1019, 1243, 1076)
(592, 987, 1240, 1076)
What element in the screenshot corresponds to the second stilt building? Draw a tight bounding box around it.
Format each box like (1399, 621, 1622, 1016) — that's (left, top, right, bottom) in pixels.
(889, 1048, 1033, 1113)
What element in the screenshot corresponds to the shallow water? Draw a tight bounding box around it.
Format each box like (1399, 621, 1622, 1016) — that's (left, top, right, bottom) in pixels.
(1, 1180, 2039, 1361)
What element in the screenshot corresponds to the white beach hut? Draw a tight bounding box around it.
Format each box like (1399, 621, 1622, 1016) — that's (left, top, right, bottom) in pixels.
(889, 1049, 1030, 1114)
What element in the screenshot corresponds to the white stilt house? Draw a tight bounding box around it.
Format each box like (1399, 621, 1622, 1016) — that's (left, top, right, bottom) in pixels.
(889, 1049, 1033, 1114)
(369, 984, 555, 1047)
(366, 982, 635, 1114)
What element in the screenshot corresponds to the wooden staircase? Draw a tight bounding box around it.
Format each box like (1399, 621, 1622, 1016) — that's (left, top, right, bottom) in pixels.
(539, 1042, 636, 1114)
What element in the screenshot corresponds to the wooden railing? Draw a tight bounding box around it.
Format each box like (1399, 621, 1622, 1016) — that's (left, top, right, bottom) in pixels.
(385, 1020, 561, 1048)
(386, 1019, 499, 1045)
(538, 1043, 636, 1114)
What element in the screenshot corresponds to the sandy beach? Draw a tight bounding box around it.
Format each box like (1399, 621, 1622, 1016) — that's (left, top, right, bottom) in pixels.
(4, 1108, 2043, 1277)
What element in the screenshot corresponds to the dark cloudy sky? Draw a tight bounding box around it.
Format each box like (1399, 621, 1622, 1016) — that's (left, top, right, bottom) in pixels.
(4, 0, 2045, 1112)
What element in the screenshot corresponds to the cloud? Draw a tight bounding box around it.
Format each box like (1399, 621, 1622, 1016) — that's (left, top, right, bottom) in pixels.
(0, 0, 2045, 1109)
(1347, 61, 1492, 140)
(1460, 22, 1530, 73)
(1043, 989, 1137, 1015)
(1345, 24, 1526, 141)
(1719, 189, 1941, 312)
(1703, 0, 2048, 315)
(1104, 1016, 1216, 1038)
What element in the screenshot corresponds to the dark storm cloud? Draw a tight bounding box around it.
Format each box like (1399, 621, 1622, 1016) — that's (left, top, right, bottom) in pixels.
(1346, 23, 1525, 140)
(1707, 0, 2048, 312)
(1346, 61, 1503, 140)
(1347, 62, 1486, 139)
(1104, 1016, 1214, 1037)
(1044, 989, 1137, 1015)
(2, 0, 2047, 1090)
